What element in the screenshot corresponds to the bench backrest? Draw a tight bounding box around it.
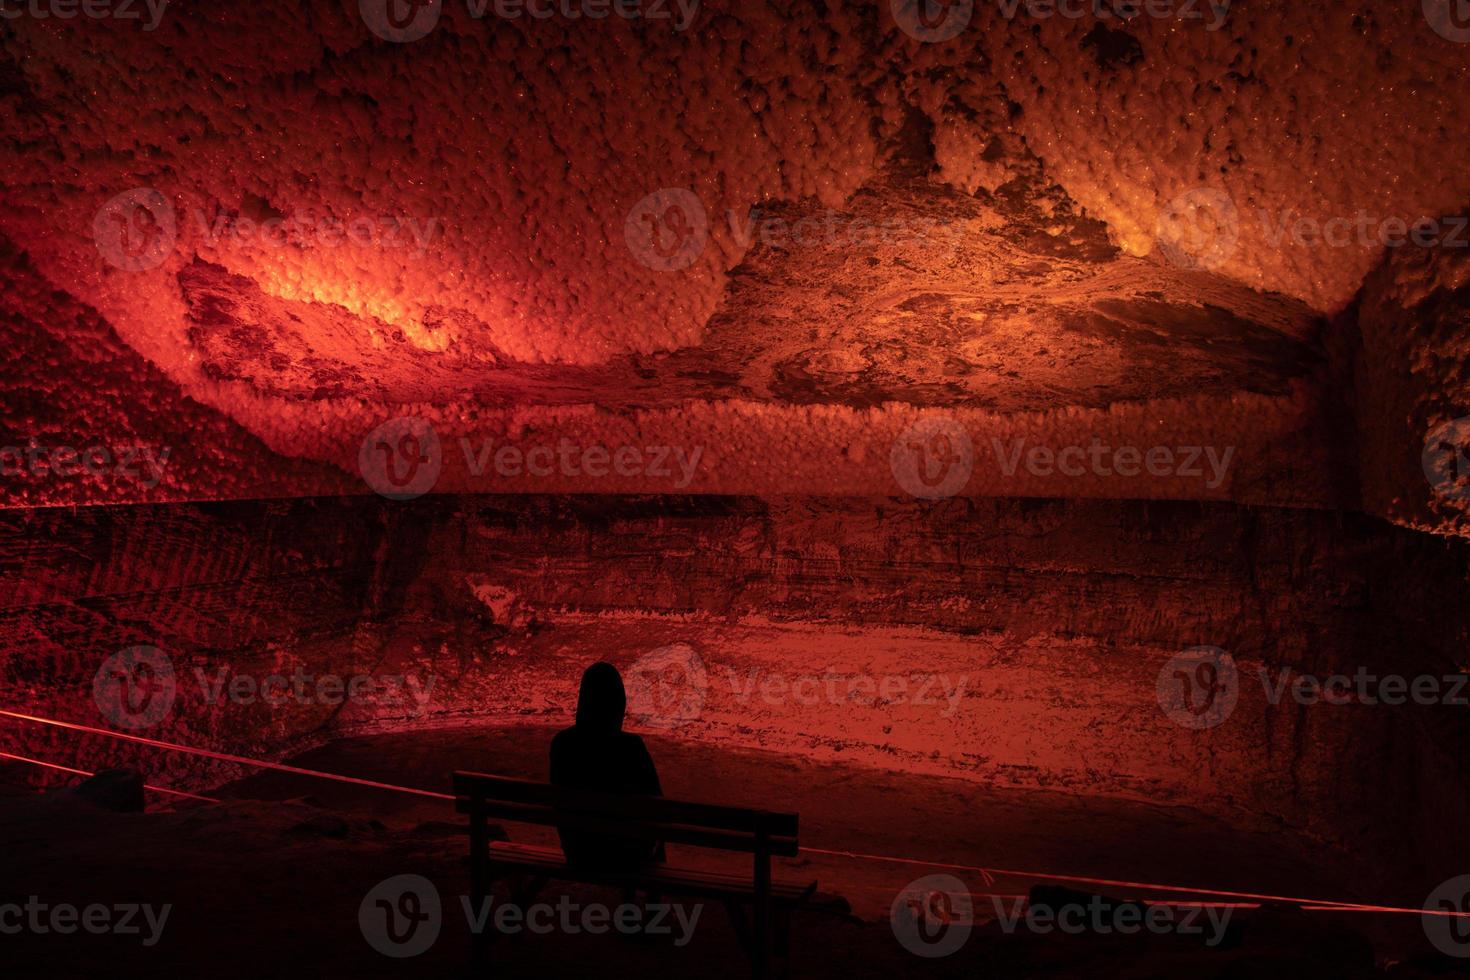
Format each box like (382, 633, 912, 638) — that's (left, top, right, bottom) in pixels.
(453, 770, 799, 857)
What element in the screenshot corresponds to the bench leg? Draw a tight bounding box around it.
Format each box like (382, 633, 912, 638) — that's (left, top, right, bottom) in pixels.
(753, 843, 772, 980)
(469, 805, 491, 974)
(470, 890, 493, 971)
(723, 898, 753, 957)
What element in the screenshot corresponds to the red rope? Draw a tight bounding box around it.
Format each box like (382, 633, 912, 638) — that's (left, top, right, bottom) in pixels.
(799, 845, 1468, 917)
(0, 708, 453, 801)
(0, 749, 218, 802)
(2, 707, 1464, 919)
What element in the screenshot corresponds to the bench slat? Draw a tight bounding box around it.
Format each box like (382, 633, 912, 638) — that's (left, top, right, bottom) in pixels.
(457, 797, 799, 857)
(453, 770, 798, 842)
(486, 842, 814, 903)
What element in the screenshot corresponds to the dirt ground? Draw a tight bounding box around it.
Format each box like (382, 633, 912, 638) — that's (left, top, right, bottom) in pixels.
(0, 723, 1460, 978)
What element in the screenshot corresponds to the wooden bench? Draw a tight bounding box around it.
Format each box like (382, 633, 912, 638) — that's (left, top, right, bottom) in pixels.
(454, 770, 818, 978)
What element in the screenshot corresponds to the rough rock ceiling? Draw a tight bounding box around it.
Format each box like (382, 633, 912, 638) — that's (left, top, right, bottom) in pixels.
(0, 2, 1465, 512)
(178, 164, 1323, 412)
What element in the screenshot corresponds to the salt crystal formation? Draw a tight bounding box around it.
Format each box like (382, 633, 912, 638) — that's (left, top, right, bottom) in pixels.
(0, 1, 1467, 530)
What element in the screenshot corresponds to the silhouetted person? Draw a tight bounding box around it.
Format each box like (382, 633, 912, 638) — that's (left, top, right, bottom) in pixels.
(549, 662, 663, 871)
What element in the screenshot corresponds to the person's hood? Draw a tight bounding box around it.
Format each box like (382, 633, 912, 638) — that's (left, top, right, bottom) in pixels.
(575, 662, 626, 733)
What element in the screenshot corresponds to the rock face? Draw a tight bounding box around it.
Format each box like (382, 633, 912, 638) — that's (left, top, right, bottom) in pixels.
(3, 495, 1468, 888)
(3, 0, 1470, 929)
(1, 222, 1348, 508)
(62, 768, 146, 812)
(1, 3, 1467, 508)
(1350, 237, 1470, 538)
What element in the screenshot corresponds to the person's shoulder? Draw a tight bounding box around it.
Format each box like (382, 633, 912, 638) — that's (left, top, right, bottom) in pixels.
(550, 725, 579, 749)
(615, 731, 652, 754)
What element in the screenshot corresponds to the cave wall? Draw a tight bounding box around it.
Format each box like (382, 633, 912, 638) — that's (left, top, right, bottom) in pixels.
(1349, 234, 1470, 539)
(3, 494, 1468, 887)
(3, 1, 1467, 480)
(2, 231, 1348, 510)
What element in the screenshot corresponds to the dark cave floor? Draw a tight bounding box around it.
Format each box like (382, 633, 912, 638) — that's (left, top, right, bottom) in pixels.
(0, 723, 1459, 978)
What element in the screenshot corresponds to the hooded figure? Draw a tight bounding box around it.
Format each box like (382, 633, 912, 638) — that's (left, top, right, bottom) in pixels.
(549, 662, 663, 870)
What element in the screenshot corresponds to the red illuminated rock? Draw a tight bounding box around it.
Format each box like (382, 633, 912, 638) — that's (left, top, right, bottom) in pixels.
(0, 2, 1465, 517)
